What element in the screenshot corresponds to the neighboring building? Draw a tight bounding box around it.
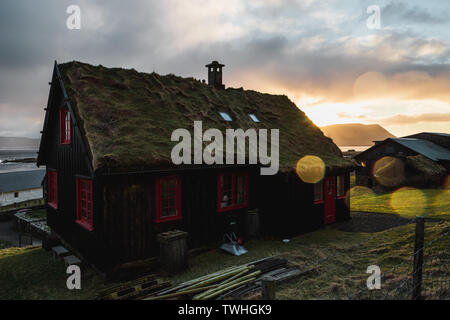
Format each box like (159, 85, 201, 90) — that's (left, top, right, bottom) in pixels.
(354, 136, 450, 190)
(402, 132, 450, 150)
(37, 61, 354, 271)
(0, 170, 45, 208)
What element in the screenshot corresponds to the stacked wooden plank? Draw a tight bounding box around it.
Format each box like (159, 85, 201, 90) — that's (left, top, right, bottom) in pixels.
(143, 257, 301, 300)
(97, 275, 171, 300)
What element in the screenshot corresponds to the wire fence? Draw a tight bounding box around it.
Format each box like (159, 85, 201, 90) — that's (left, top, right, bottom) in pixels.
(344, 217, 450, 300)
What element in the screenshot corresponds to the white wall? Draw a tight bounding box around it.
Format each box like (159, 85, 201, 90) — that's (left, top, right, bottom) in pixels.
(0, 188, 43, 207)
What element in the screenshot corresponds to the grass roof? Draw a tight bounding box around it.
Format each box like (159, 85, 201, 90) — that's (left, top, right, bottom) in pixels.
(405, 155, 446, 176)
(58, 61, 353, 173)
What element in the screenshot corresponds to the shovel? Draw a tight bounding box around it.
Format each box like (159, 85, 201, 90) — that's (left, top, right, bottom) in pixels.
(220, 232, 248, 256)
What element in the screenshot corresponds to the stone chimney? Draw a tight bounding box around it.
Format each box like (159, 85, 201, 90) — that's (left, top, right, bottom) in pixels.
(205, 61, 225, 89)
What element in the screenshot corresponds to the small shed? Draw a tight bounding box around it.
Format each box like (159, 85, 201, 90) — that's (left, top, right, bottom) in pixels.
(354, 136, 450, 190)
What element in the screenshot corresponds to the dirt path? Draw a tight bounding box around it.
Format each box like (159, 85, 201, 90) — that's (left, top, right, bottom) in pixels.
(338, 212, 414, 233)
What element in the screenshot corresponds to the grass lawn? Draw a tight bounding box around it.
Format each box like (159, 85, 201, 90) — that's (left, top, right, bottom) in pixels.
(350, 187, 450, 220)
(25, 209, 47, 220)
(15, 209, 47, 221)
(0, 198, 45, 213)
(1, 220, 448, 300)
(164, 221, 450, 299)
(350, 174, 356, 187)
(0, 246, 106, 299)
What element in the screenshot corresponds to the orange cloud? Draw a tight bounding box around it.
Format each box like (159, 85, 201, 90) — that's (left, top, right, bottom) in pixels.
(379, 113, 450, 125)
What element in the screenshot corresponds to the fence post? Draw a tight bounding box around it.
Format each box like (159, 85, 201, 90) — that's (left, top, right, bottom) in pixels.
(261, 276, 276, 300)
(412, 216, 424, 300)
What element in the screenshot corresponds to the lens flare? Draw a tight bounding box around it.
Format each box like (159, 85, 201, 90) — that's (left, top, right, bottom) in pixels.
(372, 156, 404, 187)
(295, 155, 325, 183)
(345, 185, 374, 208)
(432, 190, 450, 216)
(390, 187, 428, 216)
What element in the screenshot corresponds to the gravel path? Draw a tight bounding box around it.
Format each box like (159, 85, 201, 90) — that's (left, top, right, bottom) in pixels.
(338, 211, 414, 233)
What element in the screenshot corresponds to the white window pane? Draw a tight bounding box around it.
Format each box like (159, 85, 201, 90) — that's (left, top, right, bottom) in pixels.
(219, 112, 232, 121)
(249, 114, 260, 122)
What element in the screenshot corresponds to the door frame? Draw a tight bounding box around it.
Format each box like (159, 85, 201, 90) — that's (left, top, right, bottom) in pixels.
(324, 176, 336, 224)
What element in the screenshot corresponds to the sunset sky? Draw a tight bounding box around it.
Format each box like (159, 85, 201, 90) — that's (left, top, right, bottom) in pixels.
(0, 0, 449, 138)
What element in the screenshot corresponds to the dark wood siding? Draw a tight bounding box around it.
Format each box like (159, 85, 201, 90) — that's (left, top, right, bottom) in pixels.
(43, 70, 97, 265)
(96, 167, 257, 268)
(259, 172, 350, 238)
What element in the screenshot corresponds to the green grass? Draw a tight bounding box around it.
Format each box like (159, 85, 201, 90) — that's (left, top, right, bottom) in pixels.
(350, 174, 356, 187)
(164, 221, 450, 299)
(350, 187, 450, 220)
(277, 221, 449, 299)
(24, 209, 46, 220)
(0, 246, 106, 299)
(0, 199, 44, 212)
(1, 219, 448, 299)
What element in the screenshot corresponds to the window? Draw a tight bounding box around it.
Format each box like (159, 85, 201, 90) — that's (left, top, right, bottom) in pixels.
(48, 170, 58, 208)
(218, 112, 233, 121)
(314, 180, 323, 203)
(155, 176, 182, 223)
(217, 172, 248, 212)
(337, 175, 346, 198)
(76, 178, 93, 231)
(249, 114, 260, 123)
(14, 192, 19, 198)
(60, 108, 71, 144)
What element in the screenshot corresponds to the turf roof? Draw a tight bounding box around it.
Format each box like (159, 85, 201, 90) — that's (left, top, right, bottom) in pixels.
(405, 155, 446, 176)
(58, 61, 354, 173)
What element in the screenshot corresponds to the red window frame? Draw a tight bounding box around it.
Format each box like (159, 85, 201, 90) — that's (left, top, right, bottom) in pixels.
(60, 108, 71, 145)
(336, 175, 346, 198)
(314, 180, 324, 204)
(76, 178, 93, 231)
(217, 172, 249, 212)
(48, 170, 58, 209)
(155, 176, 182, 223)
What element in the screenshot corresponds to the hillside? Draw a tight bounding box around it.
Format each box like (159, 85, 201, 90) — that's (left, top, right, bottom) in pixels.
(0, 137, 40, 150)
(320, 123, 396, 146)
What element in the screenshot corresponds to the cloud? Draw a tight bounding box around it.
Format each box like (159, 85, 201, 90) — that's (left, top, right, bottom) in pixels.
(337, 112, 366, 119)
(379, 113, 450, 125)
(382, 2, 449, 25)
(0, 0, 450, 138)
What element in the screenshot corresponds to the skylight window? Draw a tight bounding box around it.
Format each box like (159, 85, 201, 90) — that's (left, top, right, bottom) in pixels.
(249, 114, 260, 123)
(219, 112, 232, 121)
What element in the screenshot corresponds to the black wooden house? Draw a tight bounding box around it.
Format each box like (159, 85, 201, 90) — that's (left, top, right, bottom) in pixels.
(37, 61, 354, 271)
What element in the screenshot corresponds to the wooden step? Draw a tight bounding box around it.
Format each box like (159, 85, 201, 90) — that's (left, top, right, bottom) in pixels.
(51, 246, 70, 258)
(64, 255, 82, 267)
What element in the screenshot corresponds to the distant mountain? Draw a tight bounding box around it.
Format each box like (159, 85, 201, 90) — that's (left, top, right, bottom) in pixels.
(0, 137, 40, 150)
(320, 123, 396, 146)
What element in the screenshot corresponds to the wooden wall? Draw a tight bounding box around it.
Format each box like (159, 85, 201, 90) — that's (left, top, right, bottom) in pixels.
(95, 168, 257, 268)
(43, 70, 101, 265)
(258, 172, 350, 238)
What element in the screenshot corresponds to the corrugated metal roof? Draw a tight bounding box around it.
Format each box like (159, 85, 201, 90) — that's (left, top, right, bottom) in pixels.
(0, 169, 45, 193)
(423, 132, 450, 138)
(391, 138, 450, 161)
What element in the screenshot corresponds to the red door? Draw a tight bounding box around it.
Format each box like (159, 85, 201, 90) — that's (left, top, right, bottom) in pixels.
(324, 176, 336, 224)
